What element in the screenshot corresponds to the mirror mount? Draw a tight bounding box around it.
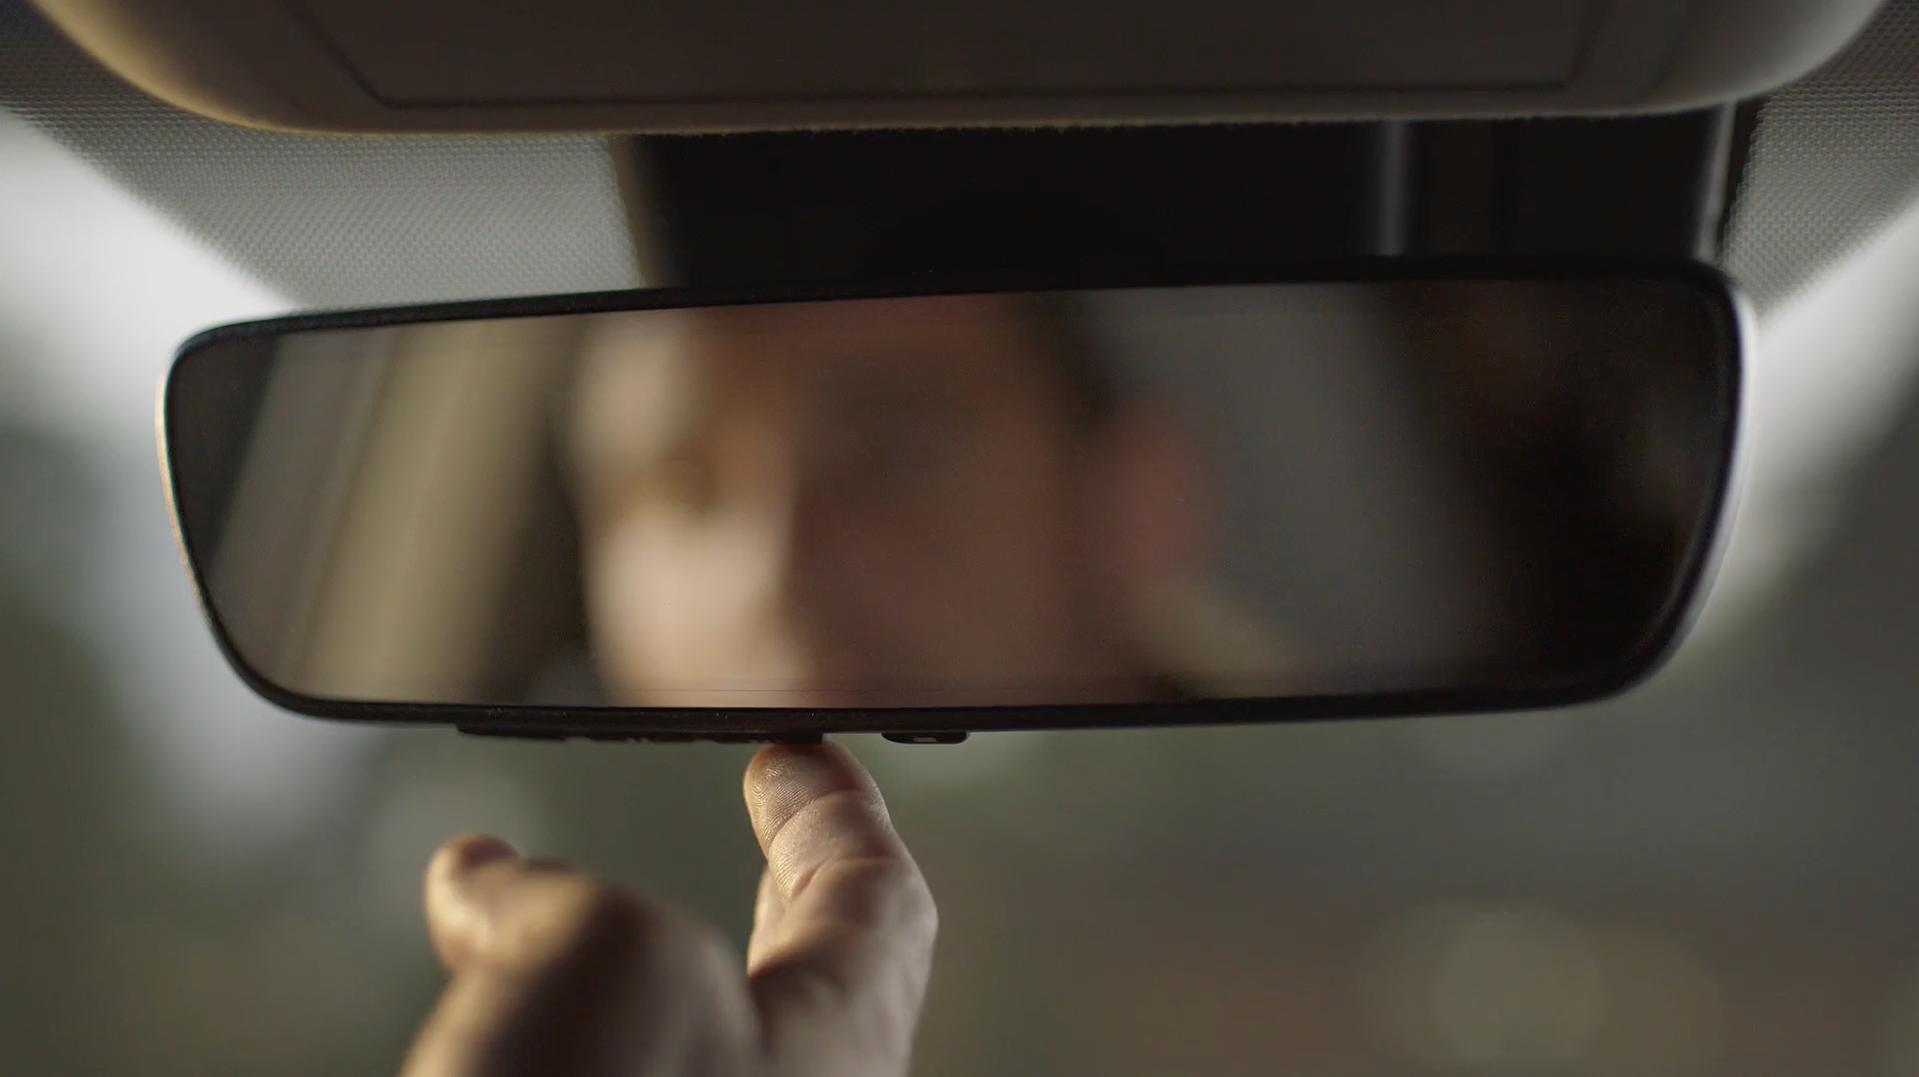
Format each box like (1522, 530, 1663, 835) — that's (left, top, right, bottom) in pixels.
(618, 112, 1751, 293)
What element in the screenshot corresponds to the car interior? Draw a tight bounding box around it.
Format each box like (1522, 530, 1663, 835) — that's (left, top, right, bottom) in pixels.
(7, 0, 1919, 1073)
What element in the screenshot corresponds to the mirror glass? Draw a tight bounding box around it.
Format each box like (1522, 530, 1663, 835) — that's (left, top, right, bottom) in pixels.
(165, 279, 1734, 711)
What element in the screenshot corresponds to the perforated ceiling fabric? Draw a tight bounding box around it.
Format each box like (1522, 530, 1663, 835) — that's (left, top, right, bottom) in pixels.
(0, 1, 640, 308)
(1723, 0, 1919, 312)
(0, 0, 1913, 313)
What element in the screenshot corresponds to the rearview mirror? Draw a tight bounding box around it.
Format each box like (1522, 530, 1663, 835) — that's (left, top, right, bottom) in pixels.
(161, 262, 1741, 739)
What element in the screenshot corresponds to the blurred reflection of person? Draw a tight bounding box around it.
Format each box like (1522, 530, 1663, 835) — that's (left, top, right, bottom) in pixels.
(564, 292, 1272, 707)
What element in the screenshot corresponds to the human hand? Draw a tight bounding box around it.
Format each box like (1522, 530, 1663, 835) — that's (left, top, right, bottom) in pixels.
(400, 742, 938, 1077)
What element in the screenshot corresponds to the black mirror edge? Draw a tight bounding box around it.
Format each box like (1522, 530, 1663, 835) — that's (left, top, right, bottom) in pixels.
(158, 255, 1747, 742)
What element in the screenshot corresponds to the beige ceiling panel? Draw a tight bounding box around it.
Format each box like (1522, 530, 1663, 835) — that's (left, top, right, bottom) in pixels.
(27, 0, 1890, 132)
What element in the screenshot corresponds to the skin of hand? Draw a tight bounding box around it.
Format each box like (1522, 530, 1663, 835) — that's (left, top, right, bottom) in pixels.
(400, 743, 938, 1077)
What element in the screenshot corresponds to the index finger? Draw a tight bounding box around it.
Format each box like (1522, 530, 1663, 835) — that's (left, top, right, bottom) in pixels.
(742, 743, 938, 1075)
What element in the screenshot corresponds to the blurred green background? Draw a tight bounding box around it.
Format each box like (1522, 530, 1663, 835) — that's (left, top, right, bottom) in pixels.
(10, 63, 1919, 1077)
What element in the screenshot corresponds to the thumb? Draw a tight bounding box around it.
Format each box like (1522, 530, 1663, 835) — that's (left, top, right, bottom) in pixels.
(407, 834, 754, 1077)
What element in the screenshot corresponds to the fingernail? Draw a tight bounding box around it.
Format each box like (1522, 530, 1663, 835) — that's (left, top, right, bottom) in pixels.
(442, 833, 520, 877)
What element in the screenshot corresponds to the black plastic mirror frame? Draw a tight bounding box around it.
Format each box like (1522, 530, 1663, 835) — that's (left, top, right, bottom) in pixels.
(160, 256, 1746, 742)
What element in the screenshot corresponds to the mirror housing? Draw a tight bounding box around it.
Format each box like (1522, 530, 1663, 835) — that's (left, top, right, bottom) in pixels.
(160, 258, 1744, 740)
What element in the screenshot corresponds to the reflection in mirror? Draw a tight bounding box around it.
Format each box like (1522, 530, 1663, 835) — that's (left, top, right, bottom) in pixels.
(164, 280, 1733, 710)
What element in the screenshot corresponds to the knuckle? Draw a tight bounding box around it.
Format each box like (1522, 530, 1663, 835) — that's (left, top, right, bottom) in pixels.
(494, 875, 738, 1006)
(499, 876, 670, 972)
(886, 864, 939, 935)
(816, 857, 939, 934)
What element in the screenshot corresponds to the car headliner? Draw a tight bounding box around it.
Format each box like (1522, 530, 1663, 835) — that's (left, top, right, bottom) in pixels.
(1, 0, 1918, 315)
